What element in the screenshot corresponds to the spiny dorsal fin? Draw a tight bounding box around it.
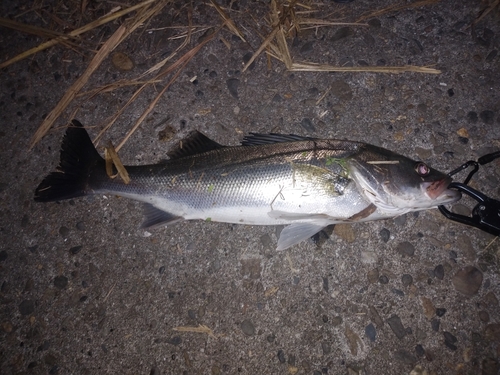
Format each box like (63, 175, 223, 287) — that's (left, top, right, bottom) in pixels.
(241, 133, 316, 146)
(167, 131, 225, 159)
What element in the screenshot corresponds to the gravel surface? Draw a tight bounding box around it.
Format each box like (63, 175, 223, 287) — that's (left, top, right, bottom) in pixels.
(1, 1, 499, 374)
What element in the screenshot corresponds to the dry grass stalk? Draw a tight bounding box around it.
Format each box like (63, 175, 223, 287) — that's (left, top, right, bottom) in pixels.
(173, 324, 217, 338)
(247, 0, 441, 74)
(209, 0, 246, 42)
(472, 0, 500, 26)
(115, 26, 221, 151)
(356, 0, 441, 22)
(104, 141, 130, 184)
(29, 0, 171, 148)
(0, 0, 157, 70)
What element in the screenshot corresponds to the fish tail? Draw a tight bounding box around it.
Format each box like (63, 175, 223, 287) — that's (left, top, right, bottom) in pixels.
(34, 120, 105, 202)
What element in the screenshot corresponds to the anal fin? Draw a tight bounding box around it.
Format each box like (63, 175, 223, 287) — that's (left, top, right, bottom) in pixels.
(141, 203, 183, 229)
(277, 222, 327, 251)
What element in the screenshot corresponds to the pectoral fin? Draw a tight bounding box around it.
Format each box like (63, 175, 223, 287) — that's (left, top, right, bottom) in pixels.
(141, 203, 183, 229)
(277, 222, 328, 251)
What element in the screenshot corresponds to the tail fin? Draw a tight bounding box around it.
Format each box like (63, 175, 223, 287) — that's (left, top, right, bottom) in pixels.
(34, 120, 105, 202)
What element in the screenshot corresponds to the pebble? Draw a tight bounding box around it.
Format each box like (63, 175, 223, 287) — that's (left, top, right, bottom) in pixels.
(19, 299, 35, 315)
(242, 52, 255, 70)
(396, 241, 415, 257)
(436, 308, 446, 317)
(480, 110, 495, 124)
(387, 315, 406, 339)
(240, 319, 255, 336)
(379, 228, 390, 243)
(443, 331, 458, 351)
(365, 323, 376, 342)
(59, 226, 70, 237)
(485, 50, 497, 62)
(334, 224, 355, 242)
(452, 266, 483, 297)
(300, 118, 315, 133)
(226, 78, 240, 99)
(331, 316, 343, 326)
(300, 41, 314, 54)
(433, 265, 444, 280)
(166, 336, 182, 346)
(415, 344, 425, 358)
(378, 275, 389, 284)
(240, 259, 261, 279)
(54, 276, 68, 289)
(321, 341, 331, 355)
(367, 269, 379, 283)
(394, 349, 416, 365)
(69, 245, 82, 255)
(344, 326, 361, 355)
(478, 310, 490, 323)
(330, 80, 353, 101)
(484, 323, 500, 342)
(111, 52, 134, 71)
(467, 111, 478, 123)
(369, 306, 384, 327)
(420, 296, 435, 319)
(431, 318, 440, 331)
(401, 274, 413, 286)
(277, 350, 286, 363)
(330, 27, 353, 42)
(482, 358, 500, 375)
(0, 250, 7, 261)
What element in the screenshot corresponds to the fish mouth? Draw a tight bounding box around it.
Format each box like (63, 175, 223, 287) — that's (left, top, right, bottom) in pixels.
(422, 178, 461, 202)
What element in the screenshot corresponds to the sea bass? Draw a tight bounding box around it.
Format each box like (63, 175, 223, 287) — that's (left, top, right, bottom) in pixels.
(35, 120, 460, 250)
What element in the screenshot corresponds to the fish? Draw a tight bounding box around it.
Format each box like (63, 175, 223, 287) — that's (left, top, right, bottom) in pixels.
(34, 120, 461, 250)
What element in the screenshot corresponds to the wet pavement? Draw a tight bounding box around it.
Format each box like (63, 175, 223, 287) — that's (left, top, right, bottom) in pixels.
(1, 0, 499, 374)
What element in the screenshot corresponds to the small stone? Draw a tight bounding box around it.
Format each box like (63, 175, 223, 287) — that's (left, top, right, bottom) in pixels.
(466, 111, 478, 123)
(479, 310, 490, 322)
(367, 268, 379, 283)
(76, 221, 85, 231)
(401, 274, 413, 286)
(365, 323, 376, 342)
(166, 336, 182, 346)
(369, 305, 384, 327)
(330, 80, 353, 101)
(396, 241, 415, 257)
(300, 41, 314, 54)
(321, 341, 331, 355)
(484, 323, 500, 342)
(300, 118, 315, 133)
(19, 300, 35, 315)
(344, 326, 361, 355)
(111, 52, 134, 71)
(277, 350, 286, 363)
(240, 259, 261, 279)
(480, 110, 495, 124)
(69, 246, 82, 255)
(415, 344, 425, 358)
(420, 296, 435, 320)
(393, 349, 416, 365)
(240, 319, 255, 336)
(330, 27, 353, 42)
(434, 264, 444, 280)
(387, 315, 406, 339)
(226, 78, 240, 99)
(378, 275, 389, 284)
(481, 357, 500, 375)
(242, 52, 255, 70)
(334, 223, 355, 242)
(435, 308, 446, 317)
(331, 316, 343, 326)
(452, 266, 483, 297)
(267, 334, 275, 343)
(379, 228, 390, 243)
(457, 127, 469, 138)
(54, 276, 68, 289)
(431, 318, 440, 331)
(59, 226, 70, 237)
(485, 50, 498, 62)
(0, 250, 7, 261)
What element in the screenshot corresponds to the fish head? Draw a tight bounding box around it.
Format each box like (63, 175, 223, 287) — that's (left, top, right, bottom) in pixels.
(347, 145, 461, 215)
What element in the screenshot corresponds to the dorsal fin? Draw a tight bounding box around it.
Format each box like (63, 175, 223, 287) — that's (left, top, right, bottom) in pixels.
(167, 131, 225, 159)
(241, 133, 315, 146)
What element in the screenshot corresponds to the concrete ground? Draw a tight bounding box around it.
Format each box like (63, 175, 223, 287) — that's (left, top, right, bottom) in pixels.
(1, 0, 499, 374)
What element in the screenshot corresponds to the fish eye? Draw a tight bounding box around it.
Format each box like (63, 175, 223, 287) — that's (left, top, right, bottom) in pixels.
(415, 162, 430, 176)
